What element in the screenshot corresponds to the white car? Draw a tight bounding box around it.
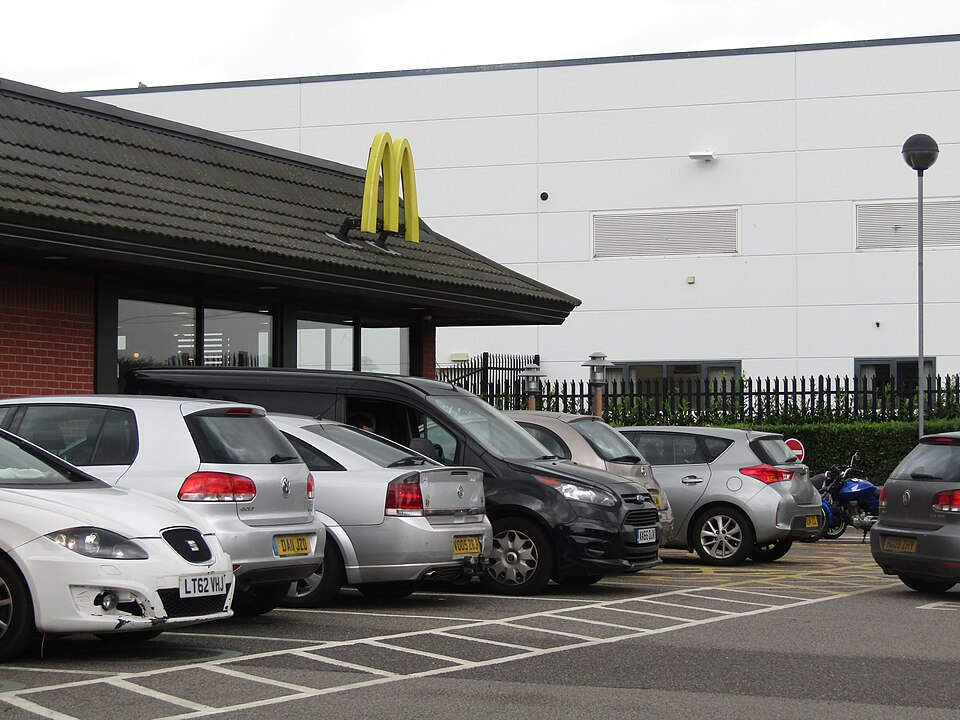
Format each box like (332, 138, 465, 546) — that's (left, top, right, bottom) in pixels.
(0, 428, 233, 661)
(270, 415, 492, 605)
(0, 396, 325, 616)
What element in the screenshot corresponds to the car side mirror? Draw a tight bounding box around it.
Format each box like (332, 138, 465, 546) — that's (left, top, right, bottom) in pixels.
(409, 437, 439, 460)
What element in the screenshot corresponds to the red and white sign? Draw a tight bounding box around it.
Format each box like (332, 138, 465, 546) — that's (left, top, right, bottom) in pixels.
(785, 438, 805, 463)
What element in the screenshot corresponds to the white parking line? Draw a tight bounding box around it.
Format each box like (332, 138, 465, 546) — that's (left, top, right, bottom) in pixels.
(109, 678, 213, 712)
(1, 583, 891, 720)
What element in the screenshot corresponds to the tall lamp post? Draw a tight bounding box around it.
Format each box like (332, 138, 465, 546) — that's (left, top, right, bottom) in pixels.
(582, 352, 613, 418)
(902, 133, 939, 439)
(519, 363, 545, 411)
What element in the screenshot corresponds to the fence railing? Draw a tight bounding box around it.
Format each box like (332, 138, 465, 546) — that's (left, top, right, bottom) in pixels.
(436, 352, 539, 400)
(458, 374, 960, 424)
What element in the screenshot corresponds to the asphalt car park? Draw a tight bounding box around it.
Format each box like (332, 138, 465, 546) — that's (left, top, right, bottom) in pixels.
(5, 538, 960, 719)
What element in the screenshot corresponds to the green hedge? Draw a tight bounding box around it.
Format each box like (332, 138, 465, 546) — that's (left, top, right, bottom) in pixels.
(716, 420, 960, 483)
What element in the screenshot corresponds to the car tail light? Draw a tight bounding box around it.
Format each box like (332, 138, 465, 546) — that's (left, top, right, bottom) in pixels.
(224, 407, 256, 416)
(178, 472, 257, 502)
(306, 473, 315, 503)
(932, 490, 960, 513)
(385, 474, 423, 516)
(740, 464, 793, 484)
(879, 486, 888, 510)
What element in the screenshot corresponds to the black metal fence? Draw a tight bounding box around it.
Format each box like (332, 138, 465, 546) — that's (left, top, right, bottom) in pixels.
(456, 374, 960, 424)
(436, 352, 539, 401)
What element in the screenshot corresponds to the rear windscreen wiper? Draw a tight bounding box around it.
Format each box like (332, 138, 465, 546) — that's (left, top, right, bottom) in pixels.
(388, 456, 429, 468)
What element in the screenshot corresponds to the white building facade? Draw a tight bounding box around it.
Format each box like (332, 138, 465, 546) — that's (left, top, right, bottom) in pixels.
(84, 35, 960, 385)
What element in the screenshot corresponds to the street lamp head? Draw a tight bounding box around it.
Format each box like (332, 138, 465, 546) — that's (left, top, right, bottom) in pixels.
(518, 363, 545, 396)
(902, 134, 939, 174)
(582, 351, 613, 386)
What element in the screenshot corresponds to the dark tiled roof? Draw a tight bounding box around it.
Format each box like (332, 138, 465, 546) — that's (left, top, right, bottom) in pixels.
(0, 78, 579, 325)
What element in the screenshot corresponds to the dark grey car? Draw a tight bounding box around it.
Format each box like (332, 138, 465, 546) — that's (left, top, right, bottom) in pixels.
(871, 432, 960, 593)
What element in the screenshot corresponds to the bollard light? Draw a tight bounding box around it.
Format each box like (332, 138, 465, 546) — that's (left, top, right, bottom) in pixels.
(582, 352, 613, 417)
(518, 363, 545, 411)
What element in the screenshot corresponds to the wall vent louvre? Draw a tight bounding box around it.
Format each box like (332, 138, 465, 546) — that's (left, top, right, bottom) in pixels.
(857, 200, 960, 250)
(593, 208, 738, 258)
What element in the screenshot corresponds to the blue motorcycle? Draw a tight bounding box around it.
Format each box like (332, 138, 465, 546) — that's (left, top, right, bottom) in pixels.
(809, 453, 880, 541)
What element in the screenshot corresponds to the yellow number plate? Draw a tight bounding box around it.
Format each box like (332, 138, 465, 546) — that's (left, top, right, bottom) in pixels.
(275, 534, 311, 557)
(882, 536, 917, 554)
(453, 536, 482, 555)
(805, 515, 820, 529)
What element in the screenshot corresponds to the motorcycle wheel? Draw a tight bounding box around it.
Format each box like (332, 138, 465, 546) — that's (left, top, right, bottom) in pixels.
(749, 539, 793, 563)
(898, 574, 957, 594)
(823, 517, 847, 540)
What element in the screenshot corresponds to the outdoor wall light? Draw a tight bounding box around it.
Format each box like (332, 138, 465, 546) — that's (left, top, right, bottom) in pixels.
(582, 352, 613, 418)
(688, 151, 717, 161)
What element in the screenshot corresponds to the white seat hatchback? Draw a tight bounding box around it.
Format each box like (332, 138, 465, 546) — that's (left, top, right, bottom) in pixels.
(0, 396, 324, 616)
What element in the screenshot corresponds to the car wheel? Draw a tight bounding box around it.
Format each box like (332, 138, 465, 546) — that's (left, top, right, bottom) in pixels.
(0, 556, 34, 662)
(283, 540, 345, 608)
(749, 539, 793, 563)
(692, 507, 755, 566)
(898, 574, 957, 594)
(480, 517, 554, 595)
(232, 582, 290, 616)
(558, 574, 604, 587)
(95, 629, 164, 643)
(823, 517, 847, 540)
(355, 581, 419, 600)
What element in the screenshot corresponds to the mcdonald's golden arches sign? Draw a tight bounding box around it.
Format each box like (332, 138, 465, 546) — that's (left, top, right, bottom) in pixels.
(361, 131, 419, 243)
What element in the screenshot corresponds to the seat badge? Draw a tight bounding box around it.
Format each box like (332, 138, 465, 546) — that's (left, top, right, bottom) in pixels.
(902, 490, 911, 506)
(457, 484, 464, 499)
(187, 540, 200, 552)
(281, 477, 290, 497)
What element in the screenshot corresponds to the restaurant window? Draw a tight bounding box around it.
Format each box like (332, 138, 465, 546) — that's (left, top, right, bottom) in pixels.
(118, 299, 197, 378)
(361, 327, 410, 376)
(297, 320, 353, 370)
(203, 307, 272, 367)
(855, 358, 934, 393)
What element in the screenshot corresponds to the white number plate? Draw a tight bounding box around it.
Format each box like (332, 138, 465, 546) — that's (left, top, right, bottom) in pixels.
(636, 527, 657, 544)
(179, 573, 227, 598)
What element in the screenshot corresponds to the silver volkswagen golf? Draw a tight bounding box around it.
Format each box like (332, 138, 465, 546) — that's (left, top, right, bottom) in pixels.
(619, 426, 822, 565)
(0, 396, 325, 615)
(270, 414, 492, 605)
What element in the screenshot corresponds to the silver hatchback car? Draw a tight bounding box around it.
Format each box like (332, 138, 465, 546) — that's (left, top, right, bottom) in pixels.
(618, 426, 822, 565)
(0, 396, 325, 615)
(270, 414, 492, 605)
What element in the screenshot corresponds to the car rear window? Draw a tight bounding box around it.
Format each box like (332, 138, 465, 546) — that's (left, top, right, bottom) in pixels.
(751, 436, 799, 466)
(890, 439, 960, 482)
(186, 411, 301, 464)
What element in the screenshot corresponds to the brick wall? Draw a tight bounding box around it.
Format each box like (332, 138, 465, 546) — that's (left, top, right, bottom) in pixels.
(0, 267, 95, 398)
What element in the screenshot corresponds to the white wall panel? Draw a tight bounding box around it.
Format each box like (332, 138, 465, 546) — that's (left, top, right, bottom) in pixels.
(414, 165, 538, 217)
(797, 202, 855, 255)
(539, 101, 796, 163)
(300, 115, 538, 170)
(798, 305, 922, 357)
(797, 42, 960, 99)
(537, 212, 593, 263)
(425, 214, 539, 266)
(797, 92, 960, 152)
(539, 255, 797, 312)
(539, 53, 797, 113)
(796, 250, 917, 306)
(741, 204, 796, 256)
(539, 306, 798, 363)
(299, 69, 538, 126)
(436, 325, 539, 363)
(539, 153, 796, 213)
(95, 85, 301, 132)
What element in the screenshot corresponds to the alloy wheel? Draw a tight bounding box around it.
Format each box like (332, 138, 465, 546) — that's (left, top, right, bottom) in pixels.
(0, 575, 11, 641)
(699, 514, 744, 559)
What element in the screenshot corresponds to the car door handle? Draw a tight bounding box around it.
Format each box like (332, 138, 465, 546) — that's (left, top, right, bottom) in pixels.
(681, 475, 704, 484)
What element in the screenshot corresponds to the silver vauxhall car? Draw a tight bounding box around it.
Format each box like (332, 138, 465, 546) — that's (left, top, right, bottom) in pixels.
(619, 426, 822, 565)
(270, 414, 492, 605)
(0, 396, 325, 615)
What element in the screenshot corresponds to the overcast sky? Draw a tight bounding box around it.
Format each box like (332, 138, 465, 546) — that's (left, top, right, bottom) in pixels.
(4, 1, 960, 93)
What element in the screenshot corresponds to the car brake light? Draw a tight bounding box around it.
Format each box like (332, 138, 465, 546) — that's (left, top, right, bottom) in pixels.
(879, 486, 888, 509)
(306, 473, 315, 502)
(740, 464, 793, 484)
(178, 472, 257, 502)
(224, 407, 255, 415)
(385, 475, 423, 516)
(932, 490, 960, 512)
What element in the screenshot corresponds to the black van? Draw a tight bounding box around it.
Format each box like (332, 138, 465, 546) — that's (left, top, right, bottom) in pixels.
(124, 368, 661, 595)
